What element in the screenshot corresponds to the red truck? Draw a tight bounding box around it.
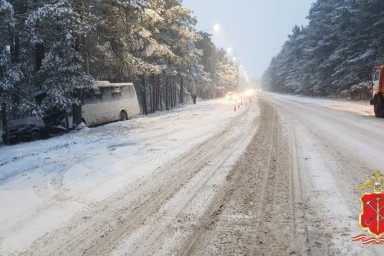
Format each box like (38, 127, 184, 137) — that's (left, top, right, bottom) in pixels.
(370, 65, 384, 117)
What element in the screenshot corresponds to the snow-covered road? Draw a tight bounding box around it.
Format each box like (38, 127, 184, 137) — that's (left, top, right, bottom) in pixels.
(267, 93, 384, 255)
(0, 97, 260, 255)
(1, 93, 384, 255)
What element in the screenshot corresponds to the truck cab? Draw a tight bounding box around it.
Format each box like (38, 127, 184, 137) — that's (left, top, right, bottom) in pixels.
(370, 65, 384, 117)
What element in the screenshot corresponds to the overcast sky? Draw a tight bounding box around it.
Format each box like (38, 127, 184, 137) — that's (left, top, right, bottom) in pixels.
(182, 0, 315, 80)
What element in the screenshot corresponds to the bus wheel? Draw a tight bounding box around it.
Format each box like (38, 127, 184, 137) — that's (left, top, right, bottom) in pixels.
(120, 111, 128, 121)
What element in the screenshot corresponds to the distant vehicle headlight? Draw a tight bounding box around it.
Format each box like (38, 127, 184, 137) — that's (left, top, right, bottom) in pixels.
(245, 89, 254, 97)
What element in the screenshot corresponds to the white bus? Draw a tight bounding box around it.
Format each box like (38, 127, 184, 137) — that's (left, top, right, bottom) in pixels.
(82, 81, 140, 126)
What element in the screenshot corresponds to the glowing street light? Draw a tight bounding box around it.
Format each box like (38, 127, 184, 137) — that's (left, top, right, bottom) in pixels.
(213, 24, 220, 33)
(199, 23, 221, 34)
(227, 47, 232, 54)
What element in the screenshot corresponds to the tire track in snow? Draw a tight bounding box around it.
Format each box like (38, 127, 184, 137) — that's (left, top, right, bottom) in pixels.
(118, 103, 259, 256)
(20, 101, 259, 256)
(182, 99, 302, 255)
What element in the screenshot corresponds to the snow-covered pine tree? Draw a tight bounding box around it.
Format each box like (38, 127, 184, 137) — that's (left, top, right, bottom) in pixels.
(177, 30, 211, 101)
(135, 0, 176, 113)
(85, 0, 151, 81)
(195, 32, 230, 98)
(332, 0, 384, 91)
(27, 0, 94, 125)
(81, 0, 164, 114)
(0, 0, 18, 95)
(263, 0, 384, 98)
(215, 55, 238, 93)
(0, 0, 41, 117)
(153, 1, 212, 103)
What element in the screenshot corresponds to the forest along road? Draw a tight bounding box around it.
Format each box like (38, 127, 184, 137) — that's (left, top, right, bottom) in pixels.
(3, 94, 384, 255)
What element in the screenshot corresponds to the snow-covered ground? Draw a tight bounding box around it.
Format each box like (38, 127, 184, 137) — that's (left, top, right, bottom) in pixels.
(1, 92, 383, 255)
(268, 93, 374, 116)
(0, 97, 256, 254)
(268, 93, 384, 255)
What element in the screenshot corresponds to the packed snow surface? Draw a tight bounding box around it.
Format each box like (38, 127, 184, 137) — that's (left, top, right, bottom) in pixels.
(0, 97, 255, 253)
(0, 93, 383, 255)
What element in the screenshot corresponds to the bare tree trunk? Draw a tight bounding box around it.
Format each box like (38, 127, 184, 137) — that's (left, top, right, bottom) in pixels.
(169, 76, 174, 109)
(72, 37, 83, 127)
(9, 32, 21, 107)
(35, 43, 45, 71)
(173, 78, 177, 107)
(142, 74, 148, 115)
(85, 52, 90, 75)
(159, 77, 163, 111)
(165, 76, 169, 110)
(154, 75, 157, 111)
(155, 75, 159, 111)
(149, 75, 153, 113)
(10, 32, 20, 63)
(179, 76, 184, 104)
(159, 76, 161, 111)
(0, 44, 3, 79)
(72, 90, 82, 127)
(151, 74, 156, 113)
